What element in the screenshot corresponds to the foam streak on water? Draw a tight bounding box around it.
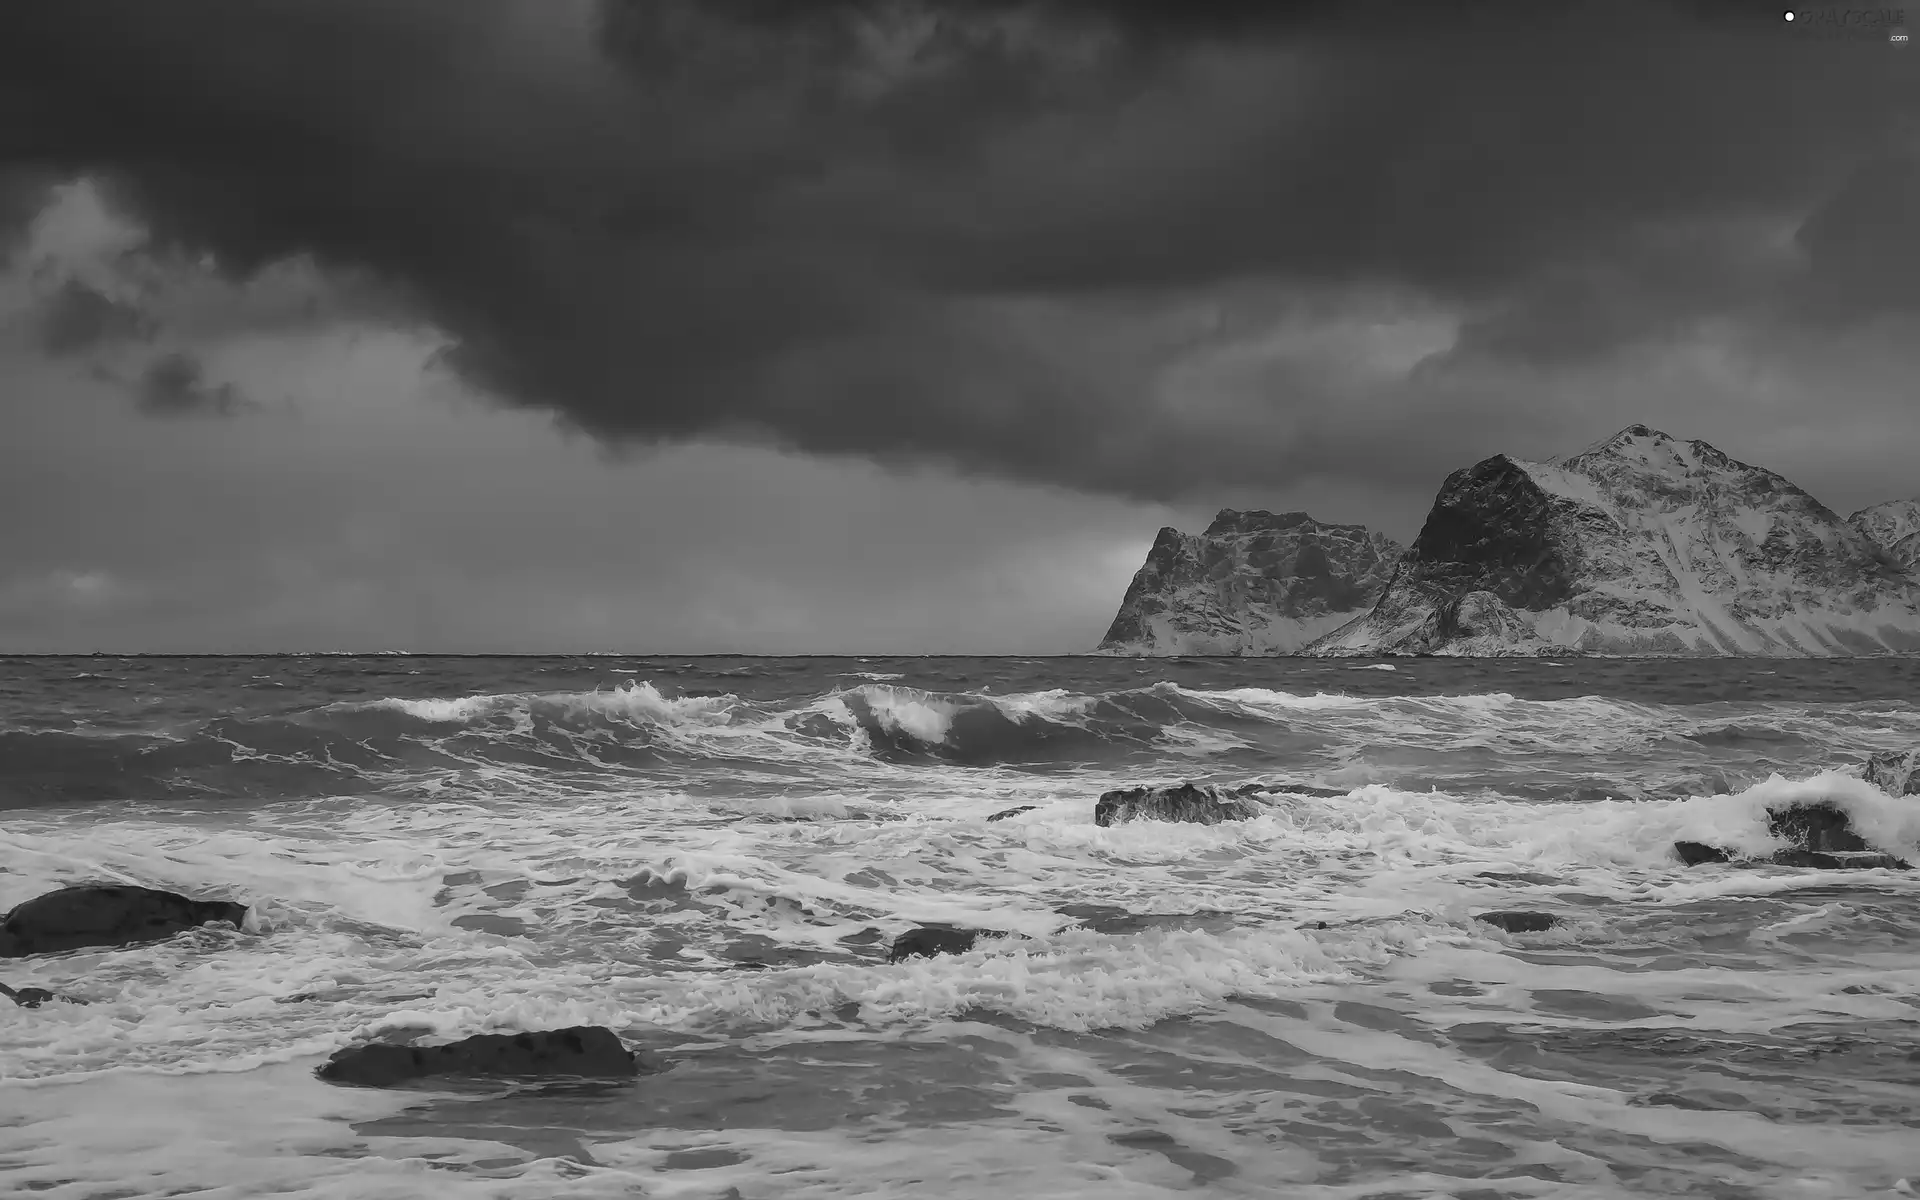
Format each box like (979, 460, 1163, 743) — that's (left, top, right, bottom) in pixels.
(3, 654, 1919, 1198)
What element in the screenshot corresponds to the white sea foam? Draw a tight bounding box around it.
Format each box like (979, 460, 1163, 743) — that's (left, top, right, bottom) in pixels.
(1172, 685, 1371, 711)
(350, 680, 747, 729)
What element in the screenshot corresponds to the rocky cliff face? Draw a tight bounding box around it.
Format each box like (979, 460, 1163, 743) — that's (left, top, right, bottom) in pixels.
(1308, 425, 1920, 657)
(1097, 510, 1403, 655)
(1851, 498, 1920, 570)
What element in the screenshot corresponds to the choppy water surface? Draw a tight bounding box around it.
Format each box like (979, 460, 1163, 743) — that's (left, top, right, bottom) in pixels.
(3, 655, 1919, 1198)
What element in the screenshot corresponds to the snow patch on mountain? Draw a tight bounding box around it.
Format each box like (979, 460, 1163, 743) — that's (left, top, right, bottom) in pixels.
(1852, 497, 1920, 570)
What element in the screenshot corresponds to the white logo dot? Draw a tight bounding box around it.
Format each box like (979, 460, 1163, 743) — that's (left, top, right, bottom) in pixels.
(1784, 10, 1795, 18)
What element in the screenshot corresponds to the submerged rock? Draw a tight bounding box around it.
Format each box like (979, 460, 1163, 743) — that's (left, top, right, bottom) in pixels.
(1474, 911, 1560, 933)
(1864, 750, 1920, 797)
(887, 926, 987, 962)
(1674, 841, 1733, 866)
(1093, 782, 1268, 827)
(1473, 870, 1562, 886)
(317, 1026, 642, 1088)
(986, 805, 1040, 822)
(1674, 801, 1912, 870)
(0, 885, 249, 958)
(1766, 849, 1911, 870)
(1055, 902, 1235, 936)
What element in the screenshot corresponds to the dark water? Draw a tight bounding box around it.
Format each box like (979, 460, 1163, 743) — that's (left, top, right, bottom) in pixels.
(2, 655, 1918, 1198)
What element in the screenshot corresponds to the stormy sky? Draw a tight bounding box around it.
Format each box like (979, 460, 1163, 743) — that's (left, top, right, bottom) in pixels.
(2, 0, 1917, 653)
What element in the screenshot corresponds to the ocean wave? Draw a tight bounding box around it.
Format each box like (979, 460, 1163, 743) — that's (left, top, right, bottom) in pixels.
(6, 677, 1915, 809)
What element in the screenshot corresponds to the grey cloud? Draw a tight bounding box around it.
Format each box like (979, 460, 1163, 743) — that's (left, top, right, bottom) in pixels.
(34, 279, 150, 355)
(2, 0, 1915, 503)
(1795, 153, 1920, 318)
(135, 351, 251, 417)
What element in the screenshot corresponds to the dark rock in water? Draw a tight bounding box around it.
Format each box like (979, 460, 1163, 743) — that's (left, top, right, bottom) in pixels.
(1675, 842, 1909, 871)
(1676, 800, 1912, 870)
(0, 885, 249, 958)
(1093, 782, 1268, 828)
(2, 981, 83, 1008)
(1766, 801, 1868, 852)
(1674, 841, 1733, 866)
(1864, 750, 1920, 797)
(987, 805, 1040, 822)
(887, 926, 987, 962)
(1766, 849, 1911, 870)
(1474, 911, 1559, 933)
(317, 1026, 641, 1088)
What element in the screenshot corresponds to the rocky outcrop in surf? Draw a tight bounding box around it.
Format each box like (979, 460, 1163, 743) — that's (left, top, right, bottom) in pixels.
(2, 981, 82, 1008)
(318, 1026, 645, 1088)
(888, 927, 992, 961)
(1094, 781, 1270, 826)
(1864, 750, 1920, 797)
(1308, 425, 1920, 657)
(1673, 799, 1912, 870)
(0, 885, 248, 958)
(1098, 510, 1403, 655)
(1851, 498, 1920, 570)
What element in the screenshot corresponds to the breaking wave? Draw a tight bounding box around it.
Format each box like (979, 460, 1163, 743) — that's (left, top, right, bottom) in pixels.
(8, 677, 1920, 813)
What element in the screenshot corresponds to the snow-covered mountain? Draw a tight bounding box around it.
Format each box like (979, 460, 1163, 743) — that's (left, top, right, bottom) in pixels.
(1096, 510, 1403, 655)
(1852, 498, 1920, 570)
(1307, 425, 1920, 657)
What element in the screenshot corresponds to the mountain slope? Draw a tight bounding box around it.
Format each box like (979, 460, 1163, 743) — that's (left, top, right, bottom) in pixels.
(1851, 498, 1920, 570)
(1097, 510, 1403, 655)
(1308, 425, 1920, 657)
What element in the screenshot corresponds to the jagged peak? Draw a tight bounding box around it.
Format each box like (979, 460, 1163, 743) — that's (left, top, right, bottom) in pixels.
(1552, 424, 1758, 481)
(1606, 422, 1670, 446)
(1558, 423, 1675, 462)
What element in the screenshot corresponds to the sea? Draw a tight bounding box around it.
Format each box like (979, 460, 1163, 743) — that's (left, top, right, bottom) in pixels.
(3, 654, 1919, 1199)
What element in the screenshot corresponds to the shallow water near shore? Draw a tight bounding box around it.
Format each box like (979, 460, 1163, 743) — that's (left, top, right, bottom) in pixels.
(3, 654, 1919, 1198)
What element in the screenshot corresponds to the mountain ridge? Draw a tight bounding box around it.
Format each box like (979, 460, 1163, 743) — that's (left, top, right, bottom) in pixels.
(1306, 425, 1920, 657)
(1096, 509, 1403, 655)
(1095, 425, 1920, 657)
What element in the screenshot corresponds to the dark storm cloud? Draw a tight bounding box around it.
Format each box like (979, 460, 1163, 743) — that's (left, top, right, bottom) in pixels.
(134, 352, 251, 418)
(2, 0, 1915, 500)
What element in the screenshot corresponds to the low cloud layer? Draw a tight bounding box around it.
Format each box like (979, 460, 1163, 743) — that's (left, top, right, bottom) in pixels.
(4, 0, 1915, 504)
(134, 351, 251, 417)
